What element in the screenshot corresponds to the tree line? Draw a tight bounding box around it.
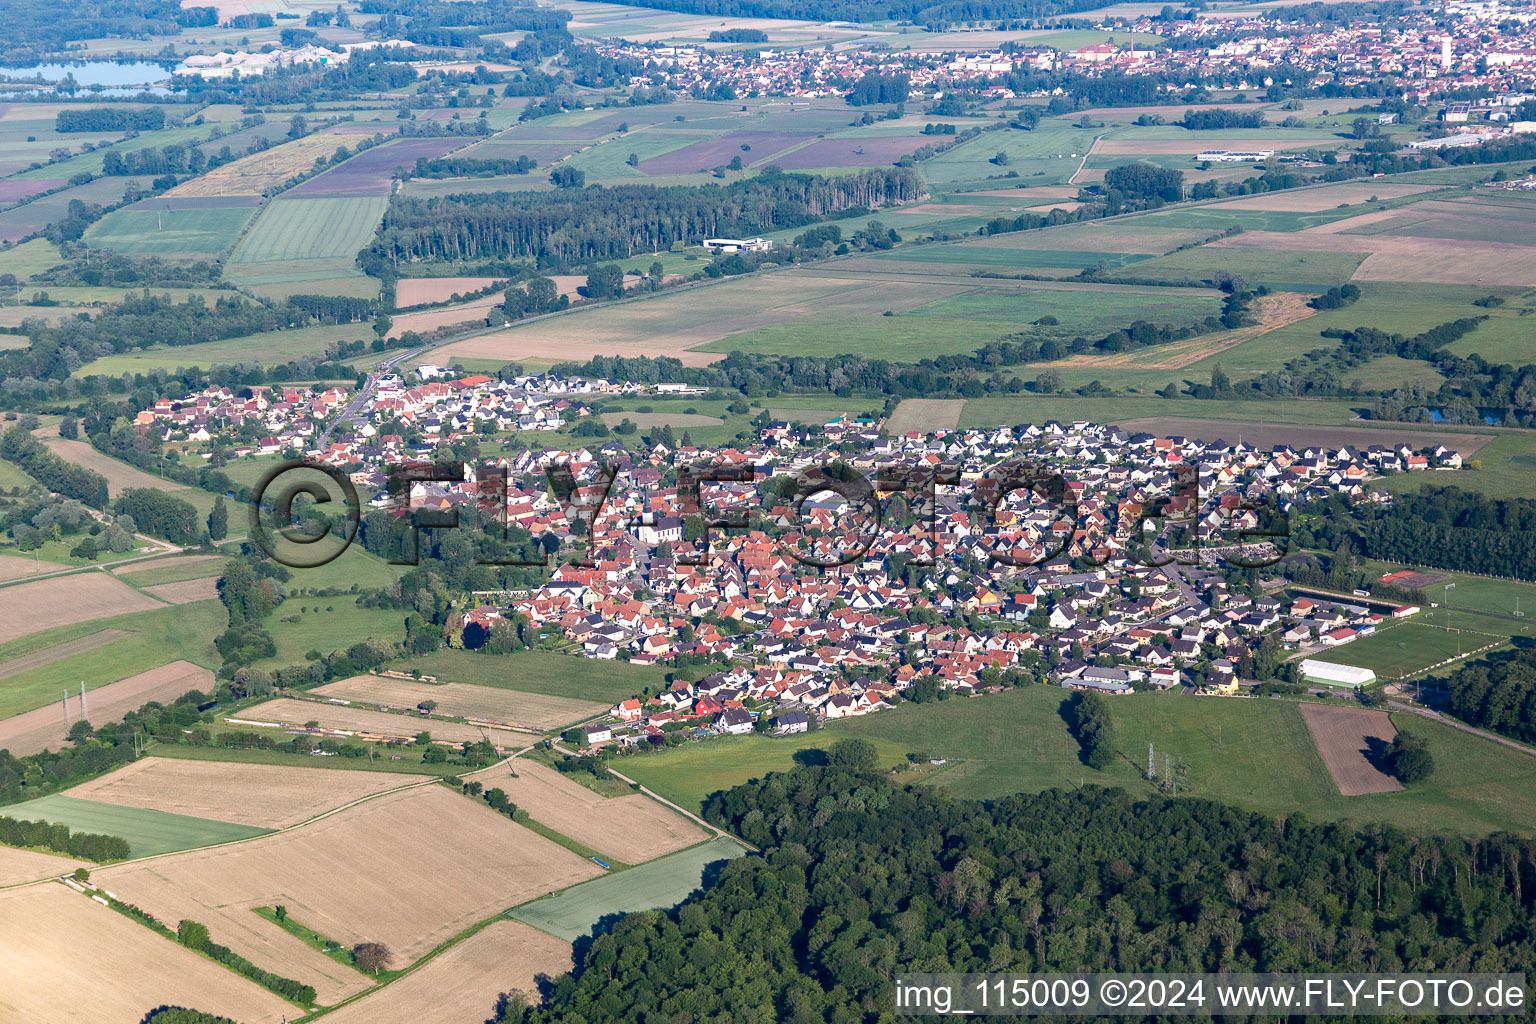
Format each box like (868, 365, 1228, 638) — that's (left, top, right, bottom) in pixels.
(56, 108, 166, 132)
(0, 424, 110, 507)
(0, 814, 131, 860)
(1445, 645, 1536, 745)
(366, 167, 925, 266)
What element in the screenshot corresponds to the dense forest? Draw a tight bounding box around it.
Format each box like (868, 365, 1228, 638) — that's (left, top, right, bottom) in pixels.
(1446, 646, 1536, 745)
(1297, 486, 1536, 582)
(366, 167, 925, 266)
(499, 764, 1536, 1023)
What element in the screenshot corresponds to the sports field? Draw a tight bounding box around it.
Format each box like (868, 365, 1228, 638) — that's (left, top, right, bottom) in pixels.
(1320, 622, 1506, 679)
(7, 792, 269, 858)
(0, 885, 295, 1024)
(511, 836, 749, 942)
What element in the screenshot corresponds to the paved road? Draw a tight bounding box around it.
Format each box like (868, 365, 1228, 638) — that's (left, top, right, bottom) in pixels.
(321, 345, 425, 446)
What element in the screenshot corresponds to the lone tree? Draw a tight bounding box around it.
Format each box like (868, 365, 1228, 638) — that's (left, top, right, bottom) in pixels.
(1387, 731, 1435, 784)
(353, 942, 393, 974)
(208, 494, 228, 542)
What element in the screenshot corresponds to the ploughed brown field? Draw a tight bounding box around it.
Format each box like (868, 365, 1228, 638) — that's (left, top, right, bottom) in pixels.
(317, 919, 574, 1024)
(64, 757, 424, 829)
(311, 675, 606, 731)
(1207, 229, 1536, 286)
(0, 884, 295, 1024)
(395, 276, 503, 306)
(93, 786, 602, 1003)
(0, 661, 213, 757)
(494, 760, 707, 863)
(1298, 703, 1405, 796)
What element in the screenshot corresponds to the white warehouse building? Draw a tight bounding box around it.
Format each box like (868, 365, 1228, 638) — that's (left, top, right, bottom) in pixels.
(1300, 659, 1377, 689)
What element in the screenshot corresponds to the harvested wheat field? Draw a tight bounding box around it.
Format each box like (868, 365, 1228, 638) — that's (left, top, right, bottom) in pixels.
(64, 757, 423, 829)
(42, 438, 186, 497)
(0, 884, 295, 1024)
(497, 760, 706, 863)
(396, 276, 504, 306)
(1056, 292, 1316, 370)
(0, 661, 214, 757)
(0, 573, 163, 646)
(1208, 183, 1438, 212)
(319, 919, 573, 1024)
(113, 553, 220, 575)
(168, 134, 354, 197)
(0, 554, 67, 580)
(95, 786, 602, 996)
(236, 697, 531, 746)
(311, 675, 606, 731)
(1299, 703, 1405, 796)
(1208, 229, 1536, 284)
(143, 578, 220, 604)
(0, 844, 87, 886)
(885, 398, 965, 434)
(969, 223, 1210, 254)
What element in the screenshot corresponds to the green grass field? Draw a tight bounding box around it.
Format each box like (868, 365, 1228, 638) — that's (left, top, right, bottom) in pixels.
(618, 687, 1536, 836)
(700, 284, 1221, 360)
(110, 558, 224, 587)
(875, 246, 1153, 271)
(147, 738, 467, 776)
(959, 395, 1362, 428)
(0, 600, 224, 720)
(392, 648, 675, 704)
(231, 196, 388, 264)
(84, 205, 257, 257)
(0, 239, 63, 281)
(510, 836, 750, 941)
(254, 601, 405, 671)
(1128, 245, 1367, 289)
(5, 792, 269, 858)
(76, 323, 373, 375)
(920, 122, 1099, 187)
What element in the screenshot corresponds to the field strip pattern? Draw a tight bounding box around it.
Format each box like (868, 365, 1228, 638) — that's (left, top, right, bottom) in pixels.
(0, 628, 127, 681)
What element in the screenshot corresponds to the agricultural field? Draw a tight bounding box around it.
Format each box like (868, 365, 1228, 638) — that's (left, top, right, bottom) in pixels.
(0, 659, 214, 756)
(884, 398, 965, 433)
(0, 573, 166, 646)
(95, 786, 603, 983)
(110, 554, 223, 586)
(395, 276, 504, 306)
(1298, 703, 1404, 796)
(234, 697, 532, 747)
(492, 760, 707, 863)
(63, 757, 424, 829)
(77, 322, 373, 375)
(511, 836, 749, 942)
(288, 136, 473, 197)
(8, 792, 269, 858)
(318, 919, 573, 1024)
(0, 885, 296, 1024)
(310, 674, 608, 731)
(167, 132, 357, 198)
(40, 437, 188, 497)
(83, 200, 258, 257)
(230, 195, 388, 264)
(0, 843, 87, 886)
(393, 648, 675, 704)
(0, 602, 222, 721)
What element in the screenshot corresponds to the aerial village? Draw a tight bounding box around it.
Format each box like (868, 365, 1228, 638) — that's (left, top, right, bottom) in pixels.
(133, 367, 1464, 751)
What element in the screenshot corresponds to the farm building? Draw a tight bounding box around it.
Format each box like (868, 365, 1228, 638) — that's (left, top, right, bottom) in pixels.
(1300, 659, 1377, 689)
